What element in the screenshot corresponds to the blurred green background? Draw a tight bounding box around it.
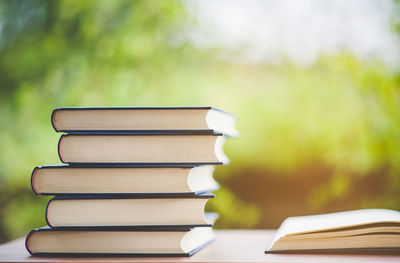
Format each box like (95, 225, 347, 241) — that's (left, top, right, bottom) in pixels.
(1, 0, 400, 243)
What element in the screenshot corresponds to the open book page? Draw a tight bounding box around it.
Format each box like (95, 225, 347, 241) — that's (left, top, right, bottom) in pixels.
(282, 209, 400, 236)
(268, 209, 400, 250)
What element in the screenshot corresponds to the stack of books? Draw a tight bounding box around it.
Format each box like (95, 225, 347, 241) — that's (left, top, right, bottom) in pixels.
(26, 107, 238, 256)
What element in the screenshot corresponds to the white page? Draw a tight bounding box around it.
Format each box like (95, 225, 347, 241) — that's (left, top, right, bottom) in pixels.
(282, 209, 400, 236)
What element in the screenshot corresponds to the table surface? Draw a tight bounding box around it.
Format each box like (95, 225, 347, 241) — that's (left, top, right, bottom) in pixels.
(0, 230, 399, 263)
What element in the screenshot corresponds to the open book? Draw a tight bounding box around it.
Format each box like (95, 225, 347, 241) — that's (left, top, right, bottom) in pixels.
(266, 209, 400, 253)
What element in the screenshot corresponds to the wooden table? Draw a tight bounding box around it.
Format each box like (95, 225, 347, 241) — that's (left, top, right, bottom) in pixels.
(0, 230, 399, 263)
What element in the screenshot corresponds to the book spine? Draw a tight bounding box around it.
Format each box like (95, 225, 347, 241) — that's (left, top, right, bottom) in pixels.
(57, 135, 65, 163)
(51, 108, 59, 132)
(30, 167, 40, 195)
(45, 199, 54, 228)
(25, 229, 35, 255)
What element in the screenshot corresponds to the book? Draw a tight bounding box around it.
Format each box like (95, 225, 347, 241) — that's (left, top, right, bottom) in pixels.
(265, 209, 400, 254)
(58, 133, 228, 165)
(45, 195, 215, 228)
(26, 226, 214, 256)
(51, 107, 238, 137)
(31, 165, 218, 196)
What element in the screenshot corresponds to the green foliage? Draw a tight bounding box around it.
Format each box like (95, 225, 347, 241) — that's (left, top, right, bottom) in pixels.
(0, 0, 399, 241)
(206, 188, 260, 228)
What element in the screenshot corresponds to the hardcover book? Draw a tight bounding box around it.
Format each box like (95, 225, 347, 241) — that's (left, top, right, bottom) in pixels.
(31, 165, 218, 196)
(52, 107, 238, 137)
(26, 226, 214, 256)
(45, 194, 215, 228)
(57, 133, 228, 165)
